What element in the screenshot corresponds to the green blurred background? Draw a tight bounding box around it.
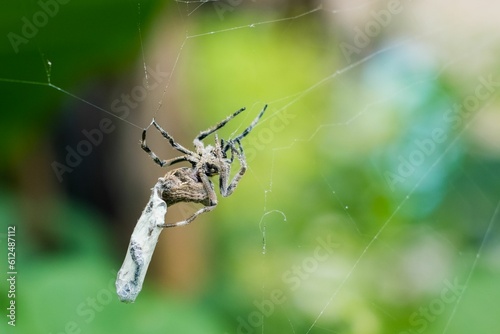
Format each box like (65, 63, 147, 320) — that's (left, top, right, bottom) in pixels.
(1, 1, 500, 333)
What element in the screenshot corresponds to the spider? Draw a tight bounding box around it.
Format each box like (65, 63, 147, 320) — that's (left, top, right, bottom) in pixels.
(141, 104, 267, 228)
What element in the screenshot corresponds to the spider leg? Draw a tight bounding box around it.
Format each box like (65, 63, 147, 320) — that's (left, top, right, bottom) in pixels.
(219, 139, 247, 197)
(151, 119, 194, 156)
(161, 156, 191, 167)
(224, 104, 267, 153)
(141, 126, 193, 167)
(158, 204, 217, 228)
(194, 107, 246, 149)
(157, 171, 218, 228)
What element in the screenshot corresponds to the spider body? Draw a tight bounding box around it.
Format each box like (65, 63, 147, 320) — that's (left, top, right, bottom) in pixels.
(159, 167, 213, 207)
(141, 105, 267, 228)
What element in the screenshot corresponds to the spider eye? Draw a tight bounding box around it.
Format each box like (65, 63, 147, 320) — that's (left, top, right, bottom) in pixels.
(205, 163, 219, 175)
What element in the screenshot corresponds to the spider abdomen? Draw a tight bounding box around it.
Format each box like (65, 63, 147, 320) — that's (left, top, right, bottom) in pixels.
(159, 167, 212, 206)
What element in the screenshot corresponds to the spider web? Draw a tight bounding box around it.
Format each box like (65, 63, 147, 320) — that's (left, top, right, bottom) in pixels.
(2, 1, 500, 334)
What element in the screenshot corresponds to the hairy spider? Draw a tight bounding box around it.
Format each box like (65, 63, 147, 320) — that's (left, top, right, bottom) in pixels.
(141, 104, 267, 228)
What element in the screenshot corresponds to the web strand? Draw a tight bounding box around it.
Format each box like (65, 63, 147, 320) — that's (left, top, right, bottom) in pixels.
(303, 94, 497, 333)
(441, 200, 500, 334)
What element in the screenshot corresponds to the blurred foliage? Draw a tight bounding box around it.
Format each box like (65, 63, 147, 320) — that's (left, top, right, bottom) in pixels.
(2, 1, 500, 334)
(0, 0, 162, 173)
(0, 190, 223, 334)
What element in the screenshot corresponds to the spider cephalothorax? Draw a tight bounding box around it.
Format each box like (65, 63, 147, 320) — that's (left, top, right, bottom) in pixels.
(141, 105, 267, 228)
